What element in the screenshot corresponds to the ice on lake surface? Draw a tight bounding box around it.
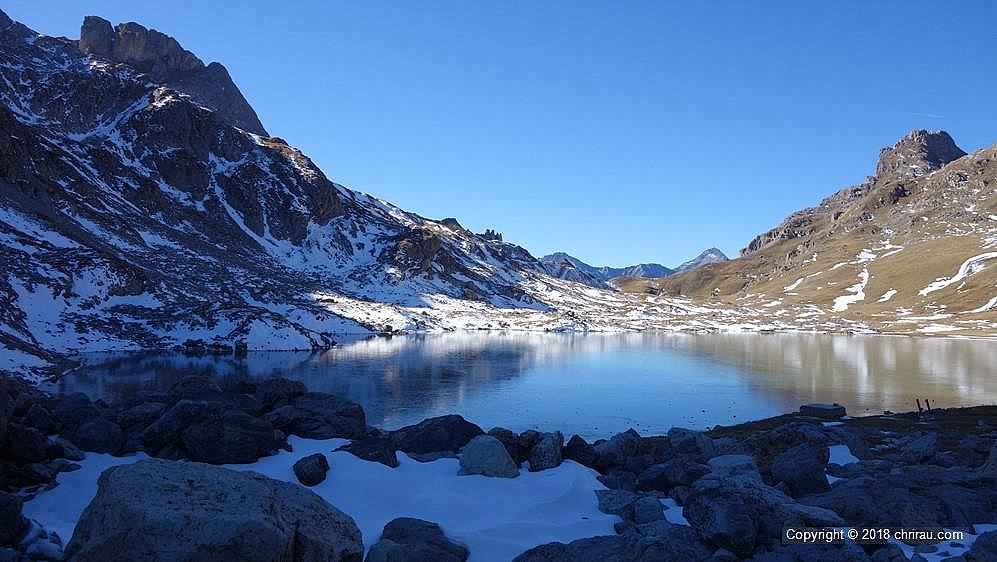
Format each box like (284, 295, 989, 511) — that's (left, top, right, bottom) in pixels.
(51, 332, 997, 439)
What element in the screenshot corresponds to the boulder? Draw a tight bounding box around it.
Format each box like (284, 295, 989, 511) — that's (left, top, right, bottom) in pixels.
(170, 375, 224, 399)
(667, 428, 716, 462)
(141, 399, 213, 453)
(901, 434, 941, 464)
(562, 434, 597, 468)
(24, 403, 56, 432)
(459, 435, 519, 478)
(597, 470, 637, 492)
(512, 534, 629, 562)
(595, 489, 639, 519)
(487, 427, 522, 463)
(637, 458, 710, 492)
(983, 441, 997, 478)
(632, 497, 665, 524)
(707, 455, 760, 479)
(389, 415, 483, 455)
(117, 402, 166, 429)
(72, 417, 124, 454)
(528, 432, 563, 472)
(799, 403, 847, 420)
(335, 437, 399, 468)
(254, 377, 308, 411)
(293, 453, 330, 487)
(0, 492, 26, 545)
(771, 444, 829, 497)
(513, 522, 714, 562)
(181, 410, 280, 464)
(365, 517, 468, 562)
(593, 429, 642, 471)
(7, 423, 48, 463)
(265, 393, 366, 440)
(65, 459, 362, 562)
(967, 530, 997, 562)
(53, 393, 101, 431)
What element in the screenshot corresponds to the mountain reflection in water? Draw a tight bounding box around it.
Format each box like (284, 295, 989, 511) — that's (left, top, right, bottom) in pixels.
(50, 332, 997, 439)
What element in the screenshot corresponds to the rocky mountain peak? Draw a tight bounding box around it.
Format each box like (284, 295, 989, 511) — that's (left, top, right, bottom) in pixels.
(77, 15, 268, 136)
(875, 129, 966, 179)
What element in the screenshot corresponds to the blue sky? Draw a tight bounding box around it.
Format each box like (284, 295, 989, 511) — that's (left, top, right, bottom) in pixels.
(7, 1, 996, 267)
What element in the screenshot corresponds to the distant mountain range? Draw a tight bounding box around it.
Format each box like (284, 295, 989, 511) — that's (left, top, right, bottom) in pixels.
(540, 248, 729, 289)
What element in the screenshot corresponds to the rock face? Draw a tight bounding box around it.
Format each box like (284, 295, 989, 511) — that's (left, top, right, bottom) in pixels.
(389, 415, 483, 455)
(365, 518, 468, 562)
(264, 393, 366, 440)
(65, 459, 363, 562)
(459, 435, 519, 478)
(78, 16, 267, 135)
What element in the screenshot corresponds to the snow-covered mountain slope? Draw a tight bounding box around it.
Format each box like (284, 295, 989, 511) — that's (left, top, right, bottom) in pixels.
(628, 130, 997, 336)
(673, 247, 729, 274)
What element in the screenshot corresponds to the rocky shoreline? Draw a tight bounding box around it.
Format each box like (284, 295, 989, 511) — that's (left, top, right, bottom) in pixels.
(1, 375, 996, 561)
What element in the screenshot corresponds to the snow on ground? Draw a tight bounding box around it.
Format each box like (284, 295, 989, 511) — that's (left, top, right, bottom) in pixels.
(877, 289, 898, 303)
(832, 268, 870, 313)
(919, 252, 997, 296)
(23, 437, 617, 562)
(827, 444, 860, 466)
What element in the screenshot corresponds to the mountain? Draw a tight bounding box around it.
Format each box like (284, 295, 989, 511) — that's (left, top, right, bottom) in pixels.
(672, 247, 729, 274)
(0, 11, 657, 376)
(622, 129, 997, 335)
(540, 248, 728, 288)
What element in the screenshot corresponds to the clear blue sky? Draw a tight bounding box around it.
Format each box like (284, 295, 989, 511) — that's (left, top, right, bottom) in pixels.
(7, 1, 996, 267)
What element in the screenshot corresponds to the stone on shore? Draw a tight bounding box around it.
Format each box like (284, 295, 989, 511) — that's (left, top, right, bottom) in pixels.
(562, 434, 597, 468)
(365, 517, 468, 562)
(0, 492, 26, 545)
(799, 403, 847, 420)
(667, 427, 716, 461)
(336, 436, 399, 468)
(71, 417, 124, 454)
(528, 431, 564, 472)
(65, 459, 362, 562)
(389, 415, 483, 455)
(263, 392, 366, 440)
(771, 443, 830, 497)
(459, 435, 519, 478)
(293, 453, 330, 486)
(181, 409, 281, 464)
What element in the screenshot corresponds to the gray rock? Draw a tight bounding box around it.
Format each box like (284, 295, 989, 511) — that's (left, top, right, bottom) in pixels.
(632, 497, 665, 524)
(562, 434, 597, 468)
(902, 434, 941, 464)
(747, 542, 871, 561)
(389, 415, 483, 455)
(595, 489, 639, 519)
(512, 535, 629, 562)
(181, 409, 280, 464)
(486, 427, 523, 463)
(264, 393, 366, 440)
(141, 399, 213, 453)
(513, 522, 714, 562)
(24, 403, 56, 431)
(54, 393, 101, 431)
(967, 530, 997, 562)
(8, 423, 48, 463)
(0, 492, 26, 545)
(365, 517, 468, 562)
(597, 470, 637, 492)
(771, 443, 830, 497)
(336, 436, 399, 468)
(799, 403, 847, 420)
(72, 417, 124, 454)
(979, 440, 997, 478)
(117, 402, 165, 429)
(668, 428, 716, 461)
(593, 429, 642, 471)
(254, 377, 308, 411)
(65, 459, 362, 562)
(293, 453, 330, 487)
(459, 435, 519, 478)
(637, 458, 709, 492)
(708, 455, 761, 480)
(51, 436, 86, 461)
(528, 431, 564, 472)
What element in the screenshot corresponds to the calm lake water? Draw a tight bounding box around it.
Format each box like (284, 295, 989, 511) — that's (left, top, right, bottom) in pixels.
(50, 333, 997, 439)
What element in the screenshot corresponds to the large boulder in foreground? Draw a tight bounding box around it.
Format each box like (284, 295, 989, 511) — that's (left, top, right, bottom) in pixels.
(365, 517, 468, 562)
(66, 459, 362, 562)
(389, 415, 483, 455)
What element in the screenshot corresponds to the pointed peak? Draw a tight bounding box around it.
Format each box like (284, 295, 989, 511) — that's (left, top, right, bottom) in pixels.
(876, 129, 966, 179)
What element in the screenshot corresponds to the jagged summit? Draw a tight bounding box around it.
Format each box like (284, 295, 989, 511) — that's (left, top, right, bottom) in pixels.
(77, 15, 267, 136)
(875, 129, 966, 179)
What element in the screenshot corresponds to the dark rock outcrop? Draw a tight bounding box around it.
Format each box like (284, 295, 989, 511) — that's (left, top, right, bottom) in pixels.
(293, 453, 330, 487)
(78, 16, 267, 135)
(264, 393, 366, 440)
(336, 436, 399, 468)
